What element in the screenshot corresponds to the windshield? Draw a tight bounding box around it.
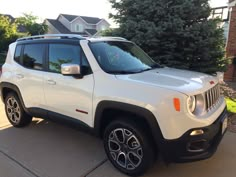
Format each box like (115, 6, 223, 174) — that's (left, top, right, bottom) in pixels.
(89, 41, 161, 74)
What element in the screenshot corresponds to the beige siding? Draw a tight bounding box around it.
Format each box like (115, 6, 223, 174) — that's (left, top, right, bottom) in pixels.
(96, 20, 110, 31)
(58, 15, 71, 30)
(71, 18, 87, 32)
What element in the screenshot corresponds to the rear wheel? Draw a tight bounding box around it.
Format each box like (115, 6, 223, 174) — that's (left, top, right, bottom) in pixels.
(4, 92, 32, 127)
(103, 119, 155, 176)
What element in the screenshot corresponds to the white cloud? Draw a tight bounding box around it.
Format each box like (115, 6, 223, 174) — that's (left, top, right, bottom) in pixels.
(0, 0, 113, 23)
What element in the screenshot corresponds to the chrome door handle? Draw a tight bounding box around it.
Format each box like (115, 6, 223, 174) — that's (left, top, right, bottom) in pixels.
(16, 74, 24, 79)
(47, 80, 56, 85)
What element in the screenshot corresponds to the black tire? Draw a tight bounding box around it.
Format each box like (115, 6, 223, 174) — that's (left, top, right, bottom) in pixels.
(103, 118, 155, 176)
(4, 92, 32, 127)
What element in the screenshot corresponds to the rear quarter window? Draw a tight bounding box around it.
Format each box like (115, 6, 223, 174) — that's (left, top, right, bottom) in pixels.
(14, 45, 22, 63)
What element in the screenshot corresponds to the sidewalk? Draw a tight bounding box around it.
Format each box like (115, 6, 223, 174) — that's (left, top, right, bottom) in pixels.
(0, 101, 236, 177)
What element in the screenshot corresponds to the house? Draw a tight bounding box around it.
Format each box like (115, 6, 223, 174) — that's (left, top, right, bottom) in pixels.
(45, 14, 110, 37)
(0, 14, 27, 33)
(211, 2, 236, 81)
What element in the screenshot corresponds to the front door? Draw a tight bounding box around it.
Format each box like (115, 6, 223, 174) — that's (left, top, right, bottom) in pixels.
(43, 43, 94, 126)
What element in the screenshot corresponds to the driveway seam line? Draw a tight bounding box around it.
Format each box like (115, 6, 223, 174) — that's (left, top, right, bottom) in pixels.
(0, 150, 41, 177)
(0, 124, 11, 128)
(82, 158, 108, 177)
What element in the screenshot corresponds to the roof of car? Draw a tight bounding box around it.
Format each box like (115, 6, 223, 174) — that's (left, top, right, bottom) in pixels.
(16, 34, 128, 43)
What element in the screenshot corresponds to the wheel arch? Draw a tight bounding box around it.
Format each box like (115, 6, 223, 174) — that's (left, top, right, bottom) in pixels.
(94, 101, 164, 148)
(0, 82, 30, 114)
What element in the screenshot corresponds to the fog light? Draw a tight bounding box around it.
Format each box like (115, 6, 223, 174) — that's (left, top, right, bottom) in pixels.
(190, 129, 204, 136)
(187, 139, 209, 152)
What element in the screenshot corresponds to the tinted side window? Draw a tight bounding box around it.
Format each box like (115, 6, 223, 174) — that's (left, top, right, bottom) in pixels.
(23, 44, 44, 70)
(49, 44, 91, 74)
(14, 45, 22, 63)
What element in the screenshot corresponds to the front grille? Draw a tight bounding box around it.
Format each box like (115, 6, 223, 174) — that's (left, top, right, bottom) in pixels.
(204, 84, 220, 111)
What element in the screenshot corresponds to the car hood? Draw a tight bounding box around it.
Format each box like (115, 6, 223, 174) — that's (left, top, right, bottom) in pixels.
(115, 67, 218, 95)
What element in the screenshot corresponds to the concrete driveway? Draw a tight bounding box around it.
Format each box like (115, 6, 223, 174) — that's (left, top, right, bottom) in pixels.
(0, 101, 235, 177)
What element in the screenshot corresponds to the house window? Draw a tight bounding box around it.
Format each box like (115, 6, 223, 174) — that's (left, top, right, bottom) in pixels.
(75, 24, 84, 32)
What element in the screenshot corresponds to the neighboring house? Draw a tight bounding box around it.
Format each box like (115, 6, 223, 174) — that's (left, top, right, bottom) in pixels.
(0, 14, 27, 33)
(211, 3, 236, 81)
(211, 6, 229, 40)
(45, 14, 110, 37)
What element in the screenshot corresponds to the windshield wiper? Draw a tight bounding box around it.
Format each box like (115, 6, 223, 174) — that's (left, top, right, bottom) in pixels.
(137, 64, 163, 73)
(151, 63, 163, 69)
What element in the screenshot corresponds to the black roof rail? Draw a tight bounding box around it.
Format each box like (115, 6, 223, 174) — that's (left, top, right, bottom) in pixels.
(17, 34, 85, 42)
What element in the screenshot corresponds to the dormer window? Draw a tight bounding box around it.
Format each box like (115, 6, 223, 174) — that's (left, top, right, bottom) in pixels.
(75, 24, 84, 32)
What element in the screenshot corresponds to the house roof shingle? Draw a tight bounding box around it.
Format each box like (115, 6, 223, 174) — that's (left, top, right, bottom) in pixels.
(60, 14, 78, 22)
(47, 19, 71, 33)
(85, 29, 98, 36)
(80, 16, 101, 24)
(60, 14, 102, 24)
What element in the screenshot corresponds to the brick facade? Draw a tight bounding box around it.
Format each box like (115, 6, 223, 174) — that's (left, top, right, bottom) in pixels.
(225, 0, 236, 81)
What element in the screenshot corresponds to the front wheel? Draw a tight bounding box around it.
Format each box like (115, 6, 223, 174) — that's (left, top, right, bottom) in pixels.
(4, 92, 32, 127)
(103, 119, 155, 176)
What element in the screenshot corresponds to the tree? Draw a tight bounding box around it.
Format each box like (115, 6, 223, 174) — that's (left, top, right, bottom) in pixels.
(16, 13, 48, 35)
(0, 15, 19, 52)
(108, 0, 228, 73)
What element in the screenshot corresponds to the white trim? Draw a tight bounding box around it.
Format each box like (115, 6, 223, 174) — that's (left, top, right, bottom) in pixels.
(85, 29, 99, 37)
(96, 19, 110, 26)
(61, 14, 108, 26)
(92, 31, 99, 37)
(57, 14, 65, 21)
(84, 30, 92, 37)
(226, 7, 232, 49)
(45, 19, 60, 34)
(75, 24, 84, 32)
(70, 16, 89, 24)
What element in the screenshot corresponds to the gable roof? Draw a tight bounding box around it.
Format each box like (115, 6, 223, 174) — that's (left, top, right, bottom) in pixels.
(46, 19, 88, 36)
(60, 14, 102, 24)
(47, 19, 71, 33)
(80, 16, 101, 24)
(60, 14, 78, 22)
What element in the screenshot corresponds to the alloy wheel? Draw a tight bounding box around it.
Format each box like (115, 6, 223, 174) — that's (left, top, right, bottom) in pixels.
(108, 128, 143, 170)
(6, 97, 21, 124)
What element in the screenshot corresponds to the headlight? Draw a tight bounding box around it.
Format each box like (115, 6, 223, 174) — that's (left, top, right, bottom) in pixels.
(187, 94, 205, 116)
(194, 94, 205, 115)
(187, 96, 196, 113)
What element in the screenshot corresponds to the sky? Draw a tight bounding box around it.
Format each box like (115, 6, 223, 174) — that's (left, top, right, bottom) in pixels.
(0, 0, 229, 26)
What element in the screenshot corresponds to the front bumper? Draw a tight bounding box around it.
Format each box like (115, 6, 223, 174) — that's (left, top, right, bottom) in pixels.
(161, 107, 228, 163)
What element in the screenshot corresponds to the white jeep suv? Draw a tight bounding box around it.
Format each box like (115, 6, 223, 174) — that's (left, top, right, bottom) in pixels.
(0, 34, 228, 176)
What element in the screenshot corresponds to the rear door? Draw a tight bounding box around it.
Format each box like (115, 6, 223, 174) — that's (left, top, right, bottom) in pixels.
(43, 42, 94, 126)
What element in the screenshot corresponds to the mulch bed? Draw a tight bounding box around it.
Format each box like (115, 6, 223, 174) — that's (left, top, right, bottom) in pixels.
(228, 113, 236, 133)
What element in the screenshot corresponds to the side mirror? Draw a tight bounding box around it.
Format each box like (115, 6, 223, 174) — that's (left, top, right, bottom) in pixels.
(61, 64, 82, 78)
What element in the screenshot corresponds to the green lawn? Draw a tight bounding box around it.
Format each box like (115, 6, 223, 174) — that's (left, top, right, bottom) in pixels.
(226, 98, 236, 113)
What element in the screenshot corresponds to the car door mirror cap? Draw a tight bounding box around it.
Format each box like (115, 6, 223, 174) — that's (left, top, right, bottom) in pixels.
(61, 64, 83, 78)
